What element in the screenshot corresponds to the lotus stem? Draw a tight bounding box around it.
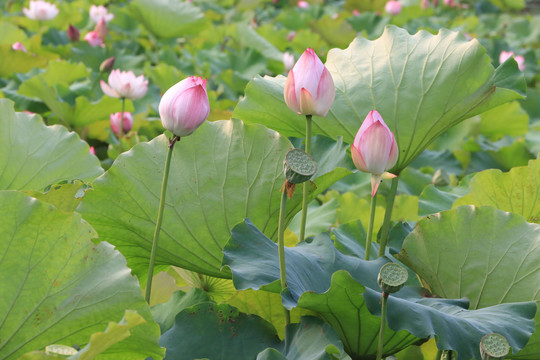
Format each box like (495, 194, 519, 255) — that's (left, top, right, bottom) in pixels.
(365, 188, 377, 260)
(145, 135, 179, 303)
(376, 293, 388, 360)
(299, 114, 312, 242)
(278, 186, 291, 325)
(120, 97, 126, 138)
(378, 176, 399, 257)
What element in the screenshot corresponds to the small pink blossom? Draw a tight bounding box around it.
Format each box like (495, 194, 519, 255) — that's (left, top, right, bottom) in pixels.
(95, 18, 108, 39)
(110, 112, 133, 135)
(384, 0, 402, 15)
(12, 42, 27, 52)
(67, 24, 80, 42)
(100, 69, 148, 100)
(159, 76, 210, 137)
(287, 31, 296, 42)
(283, 52, 295, 72)
(23, 0, 59, 20)
(297, 0, 309, 8)
(89, 5, 114, 23)
(89, 146, 96, 155)
(84, 31, 104, 47)
(352, 9, 360, 16)
(443, 0, 456, 6)
(499, 50, 525, 71)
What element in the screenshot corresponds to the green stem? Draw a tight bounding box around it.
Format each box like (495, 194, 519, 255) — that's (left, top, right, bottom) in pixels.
(440, 350, 453, 360)
(435, 350, 442, 360)
(120, 97, 126, 138)
(365, 191, 377, 260)
(378, 176, 399, 257)
(375, 294, 388, 360)
(145, 135, 180, 303)
(278, 187, 291, 325)
(298, 115, 312, 243)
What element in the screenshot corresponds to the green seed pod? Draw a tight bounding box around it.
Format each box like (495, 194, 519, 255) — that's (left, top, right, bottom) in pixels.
(377, 263, 408, 294)
(45, 344, 78, 357)
(432, 168, 450, 187)
(480, 333, 509, 360)
(283, 148, 317, 184)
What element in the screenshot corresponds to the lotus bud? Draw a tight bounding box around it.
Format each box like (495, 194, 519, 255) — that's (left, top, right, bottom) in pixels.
(499, 50, 525, 71)
(351, 110, 398, 197)
(84, 31, 104, 47)
(110, 112, 133, 135)
(95, 18, 108, 39)
(283, 51, 295, 72)
(297, 0, 309, 8)
(99, 57, 116, 73)
(159, 76, 210, 137)
(284, 48, 335, 117)
(12, 42, 27, 52)
(89, 146, 96, 155)
(100, 69, 148, 100)
(377, 263, 408, 295)
(67, 24, 80, 42)
(384, 0, 402, 15)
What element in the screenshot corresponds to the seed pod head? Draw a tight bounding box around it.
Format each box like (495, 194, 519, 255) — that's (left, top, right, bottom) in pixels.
(432, 169, 450, 186)
(480, 333, 509, 360)
(283, 148, 317, 184)
(45, 344, 78, 357)
(377, 263, 408, 294)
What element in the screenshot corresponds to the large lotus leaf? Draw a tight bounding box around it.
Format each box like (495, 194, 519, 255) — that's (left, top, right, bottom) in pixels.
(130, 0, 208, 39)
(159, 303, 280, 360)
(78, 120, 350, 279)
(396, 205, 540, 358)
(0, 99, 103, 192)
(0, 191, 163, 360)
(255, 316, 350, 360)
(453, 158, 540, 224)
(233, 25, 525, 172)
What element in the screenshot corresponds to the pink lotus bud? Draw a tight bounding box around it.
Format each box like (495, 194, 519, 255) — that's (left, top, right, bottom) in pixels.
(443, 0, 456, 6)
(421, 0, 430, 9)
(499, 50, 525, 71)
(84, 31, 104, 47)
(95, 18, 108, 39)
(12, 42, 27, 52)
(297, 0, 309, 8)
(352, 9, 360, 16)
(23, 0, 59, 20)
(351, 110, 398, 196)
(159, 76, 210, 137)
(384, 0, 402, 15)
(89, 5, 114, 24)
(67, 24, 80, 42)
(99, 57, 116, 73)
(287, 31, 296, 42)
(100, 69, 148, 100)
(110, 112, 133, 135)
(283, 48, 335, 117)
(89, 146, 96, 155)
(283, 52, 295, 72)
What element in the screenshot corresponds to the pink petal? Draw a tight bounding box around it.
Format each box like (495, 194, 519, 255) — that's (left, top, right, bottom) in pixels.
(284, 70, 300, 114)
(371, 174, 382, 197)
(351, 144, 368, 172)
(298, 88, 316, 115)
(314, 66, 335, 116)
(100, 80, 119, 98)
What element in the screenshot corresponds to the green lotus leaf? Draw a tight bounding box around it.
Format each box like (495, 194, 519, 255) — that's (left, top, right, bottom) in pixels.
(78, 120, 350, 279)
(396, 205, 540, 358)
(0, 99, 103, 192)
(233, 25, 525, 172)
(453, 158, 540, 224)
(0, 191, 162, 360)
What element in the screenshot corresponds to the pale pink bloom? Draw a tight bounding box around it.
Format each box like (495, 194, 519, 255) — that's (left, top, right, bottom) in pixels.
(443, 0, 456, 6)
(283, 52, 295, 72)
(12, 42, 27, 52)
(100, 69, 148, 100)
(110, 112, 133, 135)
(499, 50, 525, 71)
(421, 0, 430, 9)
(284, 48, 335, 117)
(159, 76, 210, 137)
(287, 31, 296, 42)
(331, 13, 339, 19)
(84, 31, 104, 47)
(23, 0, 59, 20)
(384, 0, 402, 15)
(352, 9, 360, 16)
(95, 18, 107, 39)
(297, 0, 309, 8)
(351, 110, 398, 197)
(89, 5, 114, 23)
(89, 146, 96, 155)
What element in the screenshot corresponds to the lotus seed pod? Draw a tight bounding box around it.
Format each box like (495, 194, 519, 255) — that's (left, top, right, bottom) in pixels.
(45, 344, 78, 357)
(377, 263, 408, 294)
(480, 333, 509, 360)
(432, 169, 450, 186)
(283, 148, 317, 184)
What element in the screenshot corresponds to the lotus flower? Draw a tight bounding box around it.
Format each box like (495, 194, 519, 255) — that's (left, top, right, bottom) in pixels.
(284, 48, 335, 117)
(351, 110, 398, 196)
(67, 24, 80, 42)
(384, 0, 402, 15)
(23, 0, 59, 20)
(84, 31, 103, 47)
(12, 42, 27, 52)
(499, 50, 525, 71)
(89, 5, 114, 23)
(283, 52, 295, 72)
(159, 76, 210, 137)
(110, 112, 133, 135)
(100, 69, 148, 100)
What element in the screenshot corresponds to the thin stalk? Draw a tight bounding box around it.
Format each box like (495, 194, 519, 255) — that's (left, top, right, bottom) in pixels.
(365, 192, 377, 260)
(375, 294, 388, 360)
(278, 187, 291, 325)
(378, 176, 399, 257)
(120, 97, 126, 138)
(145, 135, 180, 303)
(435, 350, 442, 360)
(298, 115, 312, 242)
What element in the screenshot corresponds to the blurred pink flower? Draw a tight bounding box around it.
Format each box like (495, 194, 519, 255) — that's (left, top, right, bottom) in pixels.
(284, 48, 335, 117)
(84, 31, 104, 47)
(351, 110, 398, 196)
(443, 0, 456, 7)
(287, 31, 296, 42)
(159, 76, 210, 137)
(499, 50, 525, 71)
(421, 0, 430, 9)
(352, 9, 360, 16)
(100, 69, 148, 100)
(95, 18, 108, 39)
(384, 0, 402, 15)
(23, 0, 58, 20)
(12, 42, 27, 52)
(110, 112, 133, 135)
(297, 0, 309, 8)
(283, 52, 295, 72)
(89, 5, 114, 23)
(89, 146, 96, 155)
(67, 24, 80, 42)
